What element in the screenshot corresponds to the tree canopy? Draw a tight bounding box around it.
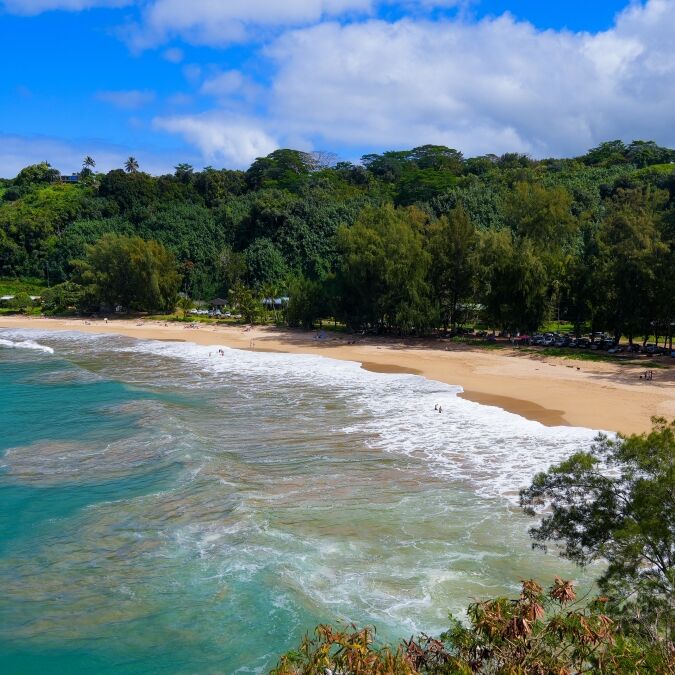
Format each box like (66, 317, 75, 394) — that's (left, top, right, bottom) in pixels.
(520, 418, 675, 635)
(0, 139, 673, 340)
(73, 233, 181, 312)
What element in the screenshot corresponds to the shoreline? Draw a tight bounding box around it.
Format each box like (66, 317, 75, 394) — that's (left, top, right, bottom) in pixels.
(1, 315, 674, 434)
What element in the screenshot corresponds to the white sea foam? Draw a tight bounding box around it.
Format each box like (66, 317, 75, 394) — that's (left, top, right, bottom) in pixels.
(0, 337, 54, 354)
(0, 328, 601, 500)
(0, 327, 604, 668)
(122, 339, 600, 501)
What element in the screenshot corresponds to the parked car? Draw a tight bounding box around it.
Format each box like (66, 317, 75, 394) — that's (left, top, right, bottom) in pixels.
(644, 343, 658, 355)
(607, 346, 623, 354)
(626, 344, 641, 353)
(577, 338, 590, 348)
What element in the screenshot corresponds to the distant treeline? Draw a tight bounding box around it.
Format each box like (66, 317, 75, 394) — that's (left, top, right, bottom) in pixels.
(1, 140, 674, 342)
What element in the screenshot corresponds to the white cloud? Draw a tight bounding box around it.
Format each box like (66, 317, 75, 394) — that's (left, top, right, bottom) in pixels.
(259, 0, 675, 157)
(162, 46, 184, 63)
(96, 89, 156, 109)
(126, 0, 373, 48)
(199, 70, 263, 104)
(10, 0, 673, 165)
(0, 133, 181, 178)
(153, 113, 278, 167)
(182, 64, 202, 83)
(166, 92, 192, 106)
(1, 0, 131, 14)
(200, 70, 244, 97)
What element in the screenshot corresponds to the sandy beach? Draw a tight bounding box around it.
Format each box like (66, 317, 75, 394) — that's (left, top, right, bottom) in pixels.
(1, 315, 674, 434)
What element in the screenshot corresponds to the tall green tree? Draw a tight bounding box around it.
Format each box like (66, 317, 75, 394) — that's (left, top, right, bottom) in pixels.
(286, 276, 323, 329)
(427, 206, 478, 329)
(503, 182, 577, 260)
(478, 230, 548, 332)
(228, 282, 260, 324)
(14, 162, 60, 186)
(521, 418, 675, 635)
(336, 205, 434, 333)
(74, 234, 181, 312)
(244, 238, 288, 289)
(245, 149, 313, 191)
(597, 188, 669, 343)
(124, 156, 140, 174)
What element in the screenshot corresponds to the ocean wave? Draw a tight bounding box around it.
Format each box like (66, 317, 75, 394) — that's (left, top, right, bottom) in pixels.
(121, 340, 599, 502)
(0, 337, 54, 354)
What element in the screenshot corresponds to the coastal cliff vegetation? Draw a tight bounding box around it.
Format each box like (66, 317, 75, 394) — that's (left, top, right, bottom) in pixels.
(273, 419, 675, 674)
(0, 141, 673, 344)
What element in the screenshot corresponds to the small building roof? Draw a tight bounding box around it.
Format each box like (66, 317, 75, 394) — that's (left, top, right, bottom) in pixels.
(209, 298, 228, 306)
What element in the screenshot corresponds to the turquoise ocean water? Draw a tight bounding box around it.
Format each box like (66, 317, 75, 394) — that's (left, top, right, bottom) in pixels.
(0, 329, 598, 674)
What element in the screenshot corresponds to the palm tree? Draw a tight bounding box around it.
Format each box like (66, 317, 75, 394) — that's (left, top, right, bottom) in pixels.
(174, 163, 194, 182)
(82, 156, 96, 171)
(261, 281, 283, 324)
(124, 156, 139, 173)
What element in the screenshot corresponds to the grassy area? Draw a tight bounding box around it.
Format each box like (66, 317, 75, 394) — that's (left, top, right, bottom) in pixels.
(539, 321, 576, 334)
(0, 278, 47, 316)
(0, 277, 47, 296)
(528, 347, 671, 368)
(0, 307, 42, 316)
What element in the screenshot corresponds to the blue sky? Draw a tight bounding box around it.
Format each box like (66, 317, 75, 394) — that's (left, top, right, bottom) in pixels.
(1, 0, 673, 176)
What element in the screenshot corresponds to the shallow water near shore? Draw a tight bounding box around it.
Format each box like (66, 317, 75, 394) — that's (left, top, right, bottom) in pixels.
(0, 329, 599, 674)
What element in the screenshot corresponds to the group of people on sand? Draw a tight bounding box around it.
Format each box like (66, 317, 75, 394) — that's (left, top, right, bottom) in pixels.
(641, 370, 655, 381)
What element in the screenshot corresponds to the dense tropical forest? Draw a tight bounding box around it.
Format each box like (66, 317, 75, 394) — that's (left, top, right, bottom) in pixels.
(1, 139, 674, 344)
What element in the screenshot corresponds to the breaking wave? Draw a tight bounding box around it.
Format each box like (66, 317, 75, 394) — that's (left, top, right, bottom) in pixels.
(0, 337, 54, 354)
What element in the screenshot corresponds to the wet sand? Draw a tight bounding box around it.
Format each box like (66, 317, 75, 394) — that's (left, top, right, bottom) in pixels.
(1, 315, 674, 434)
